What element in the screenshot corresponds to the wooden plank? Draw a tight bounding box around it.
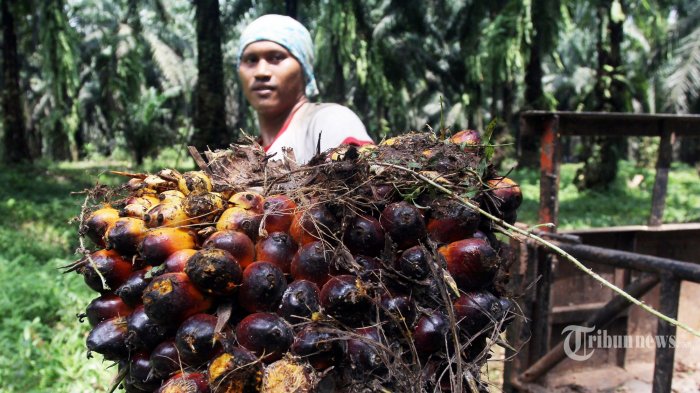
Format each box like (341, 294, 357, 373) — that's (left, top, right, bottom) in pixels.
(652, 276, 681, 393)
(538, 114, 560, 229)
(649, 130, 675, 226)
(521, 111, 700, 136)
(550, 302, 607, 324)
(563, 223, 700, 235)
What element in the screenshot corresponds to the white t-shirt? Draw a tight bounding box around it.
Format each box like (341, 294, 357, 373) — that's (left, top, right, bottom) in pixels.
(263, 103, 373, 164)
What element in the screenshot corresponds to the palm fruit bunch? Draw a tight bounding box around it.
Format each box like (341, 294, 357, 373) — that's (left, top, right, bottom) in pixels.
(71, 130, 522, 393)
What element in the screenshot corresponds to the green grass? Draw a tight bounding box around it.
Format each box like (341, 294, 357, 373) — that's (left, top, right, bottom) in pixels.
(509, 160, 700, 230)
(0, 151, 195, 393)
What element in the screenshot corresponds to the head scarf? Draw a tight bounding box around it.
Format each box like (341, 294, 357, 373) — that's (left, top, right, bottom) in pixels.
(237, 14, 319, 97)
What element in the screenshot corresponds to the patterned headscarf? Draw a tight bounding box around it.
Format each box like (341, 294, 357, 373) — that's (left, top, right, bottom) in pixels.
(237, 14, 319, 97)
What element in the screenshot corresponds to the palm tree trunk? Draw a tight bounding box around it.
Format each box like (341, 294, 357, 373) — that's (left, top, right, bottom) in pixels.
(192, 0, 228, 149)
(2, 0, 32, 163)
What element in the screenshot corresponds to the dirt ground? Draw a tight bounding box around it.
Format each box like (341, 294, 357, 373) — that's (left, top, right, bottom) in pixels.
(483, 281, 700, 392)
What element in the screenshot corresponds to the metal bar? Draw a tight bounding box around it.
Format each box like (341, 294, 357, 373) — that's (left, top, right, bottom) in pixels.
(649, 130, 675, 226)
(521, 111, 700, 136)
(555, 242, 700, 283)
(520, 274, 660, 383)
(652, 276, 681, 393)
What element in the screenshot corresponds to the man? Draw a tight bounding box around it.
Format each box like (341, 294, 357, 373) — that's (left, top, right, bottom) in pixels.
(237, 14, 373, 164)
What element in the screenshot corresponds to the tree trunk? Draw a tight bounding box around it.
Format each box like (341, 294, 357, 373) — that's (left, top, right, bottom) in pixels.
(575, 0, 626, 190)
(285, 0, 297, 19)
(519, 1, 547, 168)
(2, 0, 32, 164)
(191, 0, 228, 149)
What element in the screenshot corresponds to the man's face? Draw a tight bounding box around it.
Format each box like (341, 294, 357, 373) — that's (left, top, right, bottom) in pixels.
(238, 41, 306, 117)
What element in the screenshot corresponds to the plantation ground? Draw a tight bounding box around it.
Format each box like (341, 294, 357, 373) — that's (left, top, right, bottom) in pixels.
(0, 159, 697, 392)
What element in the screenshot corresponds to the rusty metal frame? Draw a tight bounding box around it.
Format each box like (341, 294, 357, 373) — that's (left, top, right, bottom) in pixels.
(503, 111, 700, 393)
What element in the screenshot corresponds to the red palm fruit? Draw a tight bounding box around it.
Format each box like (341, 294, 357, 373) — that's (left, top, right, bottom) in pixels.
(202, 230, 255, 269)
(277, 280, 321, 323)
(142, 272, 211, 325)
(86, 316, 129, 361)
(157, 372, 210, 393)
(139, 228, 196, 265)
(320, 275, 372, 326)
(414, 311, 450, 356)
(450, 129, 481, 148)
(185, 248, 242, 296)
(121, 195, 160, 220)
(84, 294, 134, 327)
(395, 245, 432, 281)
(106, 217, 148, 256)
(79, 249, 133, 293)
(115, 268, 152, 307)
(177, 171, 212, 196)
(289, 205, 339, 245)
(343, 215, 385, 257)
(380, 201, 426, 250)
(291, 325, 344, 370)
(82, 206, 120, 247)
(239, 262, 287, 313)
(144, 202, 192, 228)
(229, 191, 265, 213)
(346, 326, 383, 374)
(236, 313, 293, 363)
(427, 197, 480, 244)
(126, 305, 174, 351)
(175, 313, 222, 366)
(255, 232, 297, 273)
(164, 249, 197, 273)
(216, 207, 263, 241)
(262, 195, 297, 233)
(290, 241, 333, 288)
(183, 191, 225, 222)
(262, 359, 315, 393)
(379, 294, 417, 332)
(150, 340, 184, 379)
(127, 351, 163, 392)
(485, 177, 523, 212)
(454, 291, 504, 335)
(438, 238, 499, 291)
(208, 346, 262, 393)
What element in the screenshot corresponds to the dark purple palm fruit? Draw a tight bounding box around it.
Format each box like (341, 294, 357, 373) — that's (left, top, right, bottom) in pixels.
(105, 217, 148, 256)
(277, 280, 321, 324)
(379, 293, 417, 334)
(454, 291, 504, 336)
(236, 313, 293, 363)
(343, 215, 386, 257)
(380, 201, 426, 250)
(414, 311, 451, 357)
(126, 305, 174, 351)
(83, 294, 134, 327)
(86, 316, 129, 361)
(353, 255, 382, 282)
(290, 241, 333, 288)
(163, 249, 197, 273)
(175, 313, 222, 366)
(438, 238, 500, 291)
(184, 248, 242, 297)
(426, 197, 480, 244)
(150, 339, 184, 380)
(238, 261, 287, 313)
(127, 352, 163, 392)
(208, 346, 262, 393)
(289, 204, 340, 245)
(346, 326, 384, 375)
(395, 245, 432, 281)
(115, 268, 152, 307)
(255, 232, 298, 274)
(78, 249, 134, 293)
(320, 275, 373, 327)
(142, 272, 212, 325)
(291, 324, 345, 370)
